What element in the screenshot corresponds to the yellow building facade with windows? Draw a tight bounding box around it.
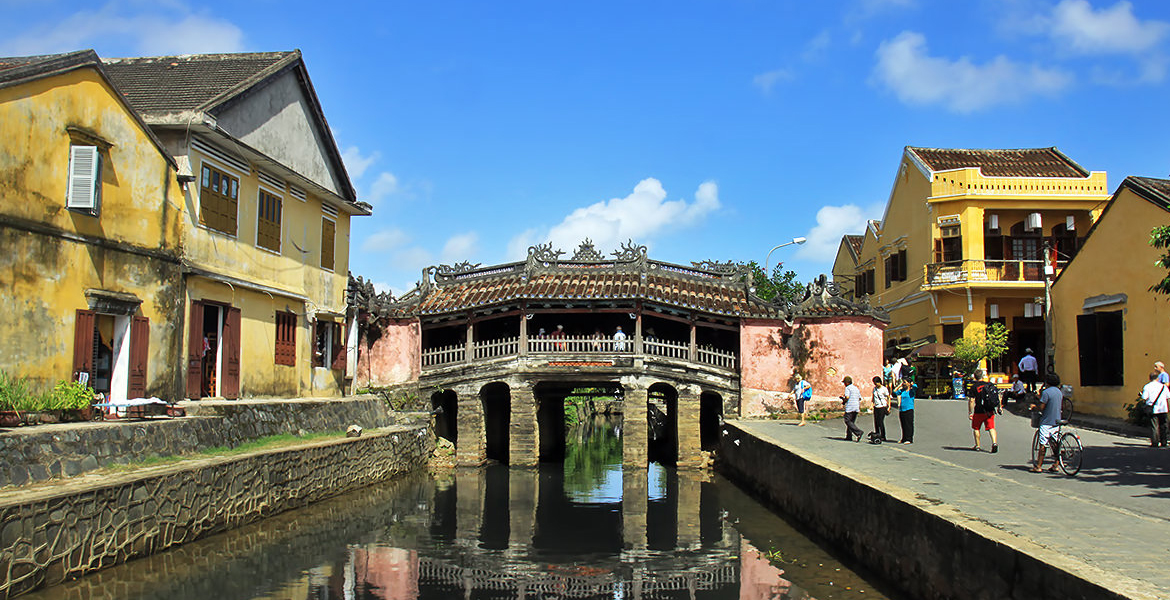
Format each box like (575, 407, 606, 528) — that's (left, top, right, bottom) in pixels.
(835, 147, 1108, 389)
(0, 51, 186, 399)
(1051, 176, 1170, 418)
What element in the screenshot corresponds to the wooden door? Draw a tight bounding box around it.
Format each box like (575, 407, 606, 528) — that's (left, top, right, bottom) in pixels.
(128, 316, 149, 398)
(186, 301, 204, 399)
(222, 306, 241, 399)
(73, 309, 96, 383)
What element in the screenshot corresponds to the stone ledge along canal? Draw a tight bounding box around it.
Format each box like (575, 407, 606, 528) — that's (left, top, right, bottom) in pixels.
(23, 416, 904, 600)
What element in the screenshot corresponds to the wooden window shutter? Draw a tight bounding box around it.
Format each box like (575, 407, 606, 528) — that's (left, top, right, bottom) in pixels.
(1098, 310, 1124, 386)
(884, 257, 892, 288)
(73, 310, 96, 382)
(331, 321, 347, 372)
(898, 250, 908, 281)
(222, 307, 242, 399)
(1075, 313, 1099, 386)
(128, 316, 149, 398)
(187, 302, 204, 399)
(274, 311, 296, 366)
(321, 218, 336, 270)
(67, 146, 101, 211)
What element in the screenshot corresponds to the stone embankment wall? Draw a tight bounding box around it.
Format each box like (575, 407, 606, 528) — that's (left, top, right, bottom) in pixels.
(718, 422, 1132, 600)
(0, 425, 433, 599)
(0, 395, 421, 488)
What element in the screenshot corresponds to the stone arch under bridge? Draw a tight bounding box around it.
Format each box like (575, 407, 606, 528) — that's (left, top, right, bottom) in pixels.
(351, 241, 889, 468)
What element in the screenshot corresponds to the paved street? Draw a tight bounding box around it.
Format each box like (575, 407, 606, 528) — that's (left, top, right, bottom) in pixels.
(735, 399, 1170, 597)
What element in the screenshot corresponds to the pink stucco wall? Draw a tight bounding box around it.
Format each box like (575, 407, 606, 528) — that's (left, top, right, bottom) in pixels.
(355, 318, 421, 388)
(740, 316, 885, 417)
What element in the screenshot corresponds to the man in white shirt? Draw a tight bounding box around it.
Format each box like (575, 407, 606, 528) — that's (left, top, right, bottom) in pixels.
(1003, 374, 1027, 403)
(1018, 348, 1039, 393)
(613, 326, 628, 352)
(1142, 371, 1169, 447)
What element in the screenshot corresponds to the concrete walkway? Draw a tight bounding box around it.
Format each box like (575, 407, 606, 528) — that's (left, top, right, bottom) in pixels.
(735, 399, 1170, 598)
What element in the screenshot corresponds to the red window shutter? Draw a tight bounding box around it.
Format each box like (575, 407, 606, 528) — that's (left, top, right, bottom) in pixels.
(222, 307, 241, 399)
(274, 312, 296, 366)
(73, 310, 96, 382)
(187, 302, 204, 399)
(128, 316, 149, 398)
(331, 321, 347, 372)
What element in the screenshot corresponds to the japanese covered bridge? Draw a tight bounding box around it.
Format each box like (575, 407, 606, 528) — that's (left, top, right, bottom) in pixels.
(349, 241, 887, 468)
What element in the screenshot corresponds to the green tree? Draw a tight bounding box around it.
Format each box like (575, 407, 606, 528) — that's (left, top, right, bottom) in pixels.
(952, 322, 1010, 374)
(1150, 225, 1170, 295)
(740, 261, 804, 305)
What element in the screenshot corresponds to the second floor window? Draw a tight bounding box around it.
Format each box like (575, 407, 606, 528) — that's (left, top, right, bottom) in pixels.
(200, 164, 239, 236)
(67, 145, 102, 215)
(257, 190, 282, 253)
(321, 217, 336, 271)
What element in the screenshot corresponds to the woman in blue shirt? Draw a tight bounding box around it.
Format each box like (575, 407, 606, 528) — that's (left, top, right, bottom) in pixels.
(894, 378, 917, 444)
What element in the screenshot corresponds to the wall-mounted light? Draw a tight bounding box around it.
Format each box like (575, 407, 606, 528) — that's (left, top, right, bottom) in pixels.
(1066, 215, 1075, 230)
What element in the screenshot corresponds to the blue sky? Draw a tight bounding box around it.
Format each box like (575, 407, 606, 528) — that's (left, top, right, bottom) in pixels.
(4, 0, 1170, 295)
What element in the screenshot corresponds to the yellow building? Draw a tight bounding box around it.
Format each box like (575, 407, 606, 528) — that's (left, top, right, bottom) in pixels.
(0, 50, 185, 400)
(1051, 176, 1170, 418)
(103, 51, 371, 399)
(840, 147, 1108, 383)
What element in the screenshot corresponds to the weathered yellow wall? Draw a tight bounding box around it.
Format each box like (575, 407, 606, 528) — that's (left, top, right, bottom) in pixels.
(0, 67, 184, 396)
(1052, 187, 1170, 418)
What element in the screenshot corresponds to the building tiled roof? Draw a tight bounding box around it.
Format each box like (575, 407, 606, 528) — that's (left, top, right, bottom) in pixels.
(102, 51, 297, 116)
(845, 235, 863, 260)
(908, 147, 1089, 178)
(350, 241, 889, 323)
(1127, 176, 1170, 211)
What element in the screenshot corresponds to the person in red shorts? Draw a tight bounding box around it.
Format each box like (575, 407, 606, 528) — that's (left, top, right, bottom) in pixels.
(967, 368, 1000, 453)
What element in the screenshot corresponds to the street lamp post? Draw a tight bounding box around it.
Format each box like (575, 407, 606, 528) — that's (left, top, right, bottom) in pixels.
(764, 237, 807, 276)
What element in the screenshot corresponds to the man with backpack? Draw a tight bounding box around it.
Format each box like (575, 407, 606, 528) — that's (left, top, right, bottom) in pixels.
(967, 368, 1000, 453)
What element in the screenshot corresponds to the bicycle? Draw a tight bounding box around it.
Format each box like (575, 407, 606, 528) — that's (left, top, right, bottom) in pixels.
(1030, 419, 1083, 476)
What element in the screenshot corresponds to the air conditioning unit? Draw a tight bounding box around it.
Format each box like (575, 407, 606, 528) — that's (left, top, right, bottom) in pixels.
(1027, 212, 1042, 231)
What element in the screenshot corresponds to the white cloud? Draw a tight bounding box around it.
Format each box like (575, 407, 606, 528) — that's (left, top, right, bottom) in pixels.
(508, 179, 720, 260)
(361, 228, 410, 253)
(802, 30, 832, 62)
(441, 232, 480, 263)
(367, 172, 400, 205)
(796, 203, 882, 262)
(341, 146, 379, 180)
(872, 31, 1072, 112)
(0, 3, 245, 56)
(753, 68, 794, 93)
(1048, 0, 1169, 55)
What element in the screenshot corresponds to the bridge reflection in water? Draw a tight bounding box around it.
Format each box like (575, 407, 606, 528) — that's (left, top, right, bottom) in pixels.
(24, 418, 898, 600)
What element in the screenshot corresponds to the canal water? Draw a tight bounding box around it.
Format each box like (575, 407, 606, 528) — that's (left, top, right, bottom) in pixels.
(26, 417, 903, 600)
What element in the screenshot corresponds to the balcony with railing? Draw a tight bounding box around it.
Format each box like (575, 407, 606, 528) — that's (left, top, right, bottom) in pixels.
(923, 259, 1067, 287)
(421, 334, 739, 372)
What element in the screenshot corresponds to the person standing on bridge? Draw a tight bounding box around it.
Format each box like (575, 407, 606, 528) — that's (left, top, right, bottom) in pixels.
(613, 325, 628, 352)
(839, 376, 864, 442)
(792, 374, 812, 427)
(871, 375, 890, 442)
(894, 378, 916, 444)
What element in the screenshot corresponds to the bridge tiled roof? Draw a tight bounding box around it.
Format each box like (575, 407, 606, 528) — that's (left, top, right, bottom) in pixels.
(350, 241, 889, 323)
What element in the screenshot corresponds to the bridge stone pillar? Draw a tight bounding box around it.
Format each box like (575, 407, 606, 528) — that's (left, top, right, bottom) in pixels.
(676, 384, 703, 469)
(622, 466, 647, 551)
(454, 384, 486, 466)
(509, 381, 538, 467)
(622, 380, 648, 468)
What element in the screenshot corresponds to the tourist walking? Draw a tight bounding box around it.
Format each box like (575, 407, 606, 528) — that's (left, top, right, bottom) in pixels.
(967, 369, 999, 453)
(1019, 348, 1039, 393)
(839, 376, 864, 442)
(792, 374, 812, 427)
(871, 375, 890, 442)
(1155, 361, 1169, 386)
(1030, 372, 1064, 472)
(894, 378, 916, 444)
(883, 359, 894, 388)
(1142, 371, 1169, 447)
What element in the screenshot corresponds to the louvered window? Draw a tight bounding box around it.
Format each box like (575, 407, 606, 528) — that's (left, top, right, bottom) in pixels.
(257, 190, 282, 252)
(67, 146, 102, 214)
(200, 164, 239, 236)
(274, 311, 296, 366)
(321, 217, 336, 271)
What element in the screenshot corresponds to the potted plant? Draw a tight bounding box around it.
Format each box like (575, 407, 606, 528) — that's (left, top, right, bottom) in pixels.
(0, 372, 25, 427)
(16, 389, 44, 425)
(52, 380, 95, 422)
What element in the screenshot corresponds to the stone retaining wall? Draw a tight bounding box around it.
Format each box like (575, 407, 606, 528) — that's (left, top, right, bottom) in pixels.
(0, 424, 433, 599)
(0, 395, 421, 488)
(718, 421, 1134, 600)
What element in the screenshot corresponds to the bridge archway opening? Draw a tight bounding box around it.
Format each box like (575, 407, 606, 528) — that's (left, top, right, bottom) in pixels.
(700, 391, 723, 451)
(535, 382, 623, 463)
(481, 382, 511, 463)
(431, 389, 458, 447)
(647, 383, 678, 466)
